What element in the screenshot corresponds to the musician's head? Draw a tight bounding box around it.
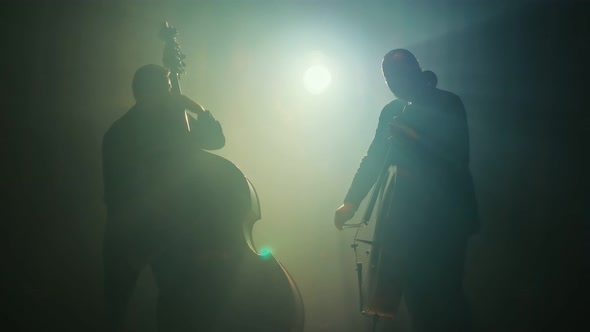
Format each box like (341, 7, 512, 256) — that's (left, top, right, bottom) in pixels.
(382, 49, 434, 101)
(132, 64, 172, 104)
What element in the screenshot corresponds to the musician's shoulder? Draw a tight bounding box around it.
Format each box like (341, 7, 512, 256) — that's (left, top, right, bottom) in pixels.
(380, 99, 405, 117)
(384, 98, 406, 108)
(103, 106, 136, 142)
(434, 88, 463, 104)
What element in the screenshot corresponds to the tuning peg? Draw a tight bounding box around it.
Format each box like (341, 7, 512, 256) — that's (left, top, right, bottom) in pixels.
(159, 21, 178, 40)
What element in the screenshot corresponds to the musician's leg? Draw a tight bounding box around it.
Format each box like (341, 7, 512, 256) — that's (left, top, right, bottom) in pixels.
(403, 227, 472, 332)
(103, 227, 143, 332)
(150, 233, 236, 332)
(151, 239, 208, 332)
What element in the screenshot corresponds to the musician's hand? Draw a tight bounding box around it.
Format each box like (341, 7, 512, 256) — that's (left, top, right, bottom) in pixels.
(388, 117, 417, 140)
(171, 93, 206, 116)
(334, 202, 356, 231)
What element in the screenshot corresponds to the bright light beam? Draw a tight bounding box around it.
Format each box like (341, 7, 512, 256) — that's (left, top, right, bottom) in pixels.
(303, 65, 332, 94)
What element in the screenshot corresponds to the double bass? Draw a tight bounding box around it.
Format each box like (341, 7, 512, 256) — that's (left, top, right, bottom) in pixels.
(156, 22, 304, 331)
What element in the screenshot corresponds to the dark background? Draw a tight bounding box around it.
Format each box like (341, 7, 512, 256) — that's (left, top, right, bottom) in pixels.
(2, 1, 587, 331)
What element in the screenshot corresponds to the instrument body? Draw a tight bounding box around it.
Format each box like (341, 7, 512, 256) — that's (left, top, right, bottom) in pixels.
(154, 22, 304, 331)
(359, 165, 403, 319)
(351, 134, 408, 320)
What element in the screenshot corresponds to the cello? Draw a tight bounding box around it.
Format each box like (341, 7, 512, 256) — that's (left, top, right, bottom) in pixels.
(156, 22, 304, 331)
(348, 146, 403, 323)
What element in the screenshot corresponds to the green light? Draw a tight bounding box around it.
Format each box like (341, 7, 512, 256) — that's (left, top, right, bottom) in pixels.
(259, 247, 272, 257)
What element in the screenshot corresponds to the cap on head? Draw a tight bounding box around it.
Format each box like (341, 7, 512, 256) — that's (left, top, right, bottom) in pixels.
(132, 64, 171, 101)
(382, 48, 421, 79)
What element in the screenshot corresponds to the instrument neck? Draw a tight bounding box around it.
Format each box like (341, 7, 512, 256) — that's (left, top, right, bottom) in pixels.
(171, 73, 182, 95)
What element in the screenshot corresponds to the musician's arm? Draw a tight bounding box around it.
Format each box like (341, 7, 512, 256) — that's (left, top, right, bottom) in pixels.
(186, 110, 225, 150)
(343, 103, 397, 211)
(447, 95, 470, 167)
(176, 94, 226, 150)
